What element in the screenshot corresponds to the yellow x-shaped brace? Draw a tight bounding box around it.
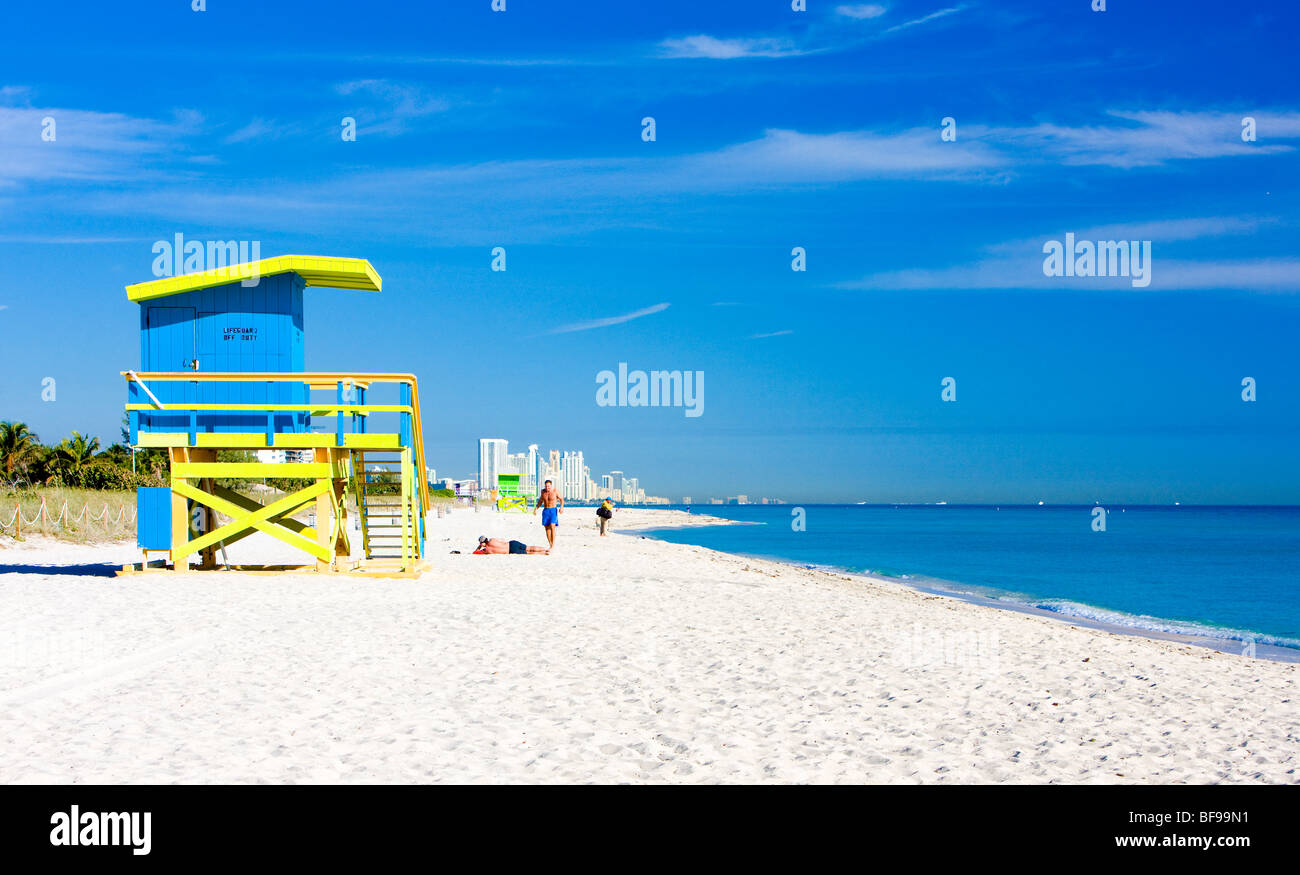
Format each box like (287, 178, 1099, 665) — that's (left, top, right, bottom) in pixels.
(172, 479, 333, 562)
(327, 480, 350, 557)
(195, 485, 319, 555)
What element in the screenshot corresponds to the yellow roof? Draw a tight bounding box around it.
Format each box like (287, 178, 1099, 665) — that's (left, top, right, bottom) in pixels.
(125, 255, 382, 302)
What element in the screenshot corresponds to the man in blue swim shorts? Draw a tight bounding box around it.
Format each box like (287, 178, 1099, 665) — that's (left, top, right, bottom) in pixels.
(534, 478, 564, 550)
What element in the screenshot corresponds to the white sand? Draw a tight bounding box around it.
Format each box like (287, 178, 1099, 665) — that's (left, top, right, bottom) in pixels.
(0, 507, 1296, 784)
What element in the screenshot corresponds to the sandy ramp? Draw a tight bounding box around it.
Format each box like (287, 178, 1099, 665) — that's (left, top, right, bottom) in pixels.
(0, 508, 1296, 783)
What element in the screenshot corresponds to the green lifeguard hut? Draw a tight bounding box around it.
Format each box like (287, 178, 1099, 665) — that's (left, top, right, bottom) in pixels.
(493, 473, 534, 513)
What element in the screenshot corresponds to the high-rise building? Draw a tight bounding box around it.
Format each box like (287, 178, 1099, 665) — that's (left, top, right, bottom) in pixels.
(527, 444, 540, 494)
(561, 450, 587, 501)
(478, 438, 508, 491)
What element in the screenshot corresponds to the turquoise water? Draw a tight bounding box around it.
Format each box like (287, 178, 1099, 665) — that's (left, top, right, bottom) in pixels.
(639, 505, 1300, 652)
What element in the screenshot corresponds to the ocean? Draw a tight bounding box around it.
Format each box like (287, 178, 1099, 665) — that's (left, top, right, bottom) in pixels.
(638, 505, 1300, 658)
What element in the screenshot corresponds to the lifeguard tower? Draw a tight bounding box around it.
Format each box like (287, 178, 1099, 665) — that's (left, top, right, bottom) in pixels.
(121, 255, 429, 576)
(493, 473, 533, 513)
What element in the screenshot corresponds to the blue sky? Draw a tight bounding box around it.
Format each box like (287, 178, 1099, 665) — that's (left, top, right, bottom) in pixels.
(1, 0, 1297, 503)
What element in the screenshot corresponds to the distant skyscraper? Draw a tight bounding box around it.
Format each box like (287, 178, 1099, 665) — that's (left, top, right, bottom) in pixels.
(561, 450, 587, 501)
(527, 444, 540, 493)
(478, 438, 508, 491)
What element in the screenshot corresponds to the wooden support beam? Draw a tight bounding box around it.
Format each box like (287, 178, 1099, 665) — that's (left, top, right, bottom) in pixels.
(171, 479, 332, 562)
(170, 447, 189, 572)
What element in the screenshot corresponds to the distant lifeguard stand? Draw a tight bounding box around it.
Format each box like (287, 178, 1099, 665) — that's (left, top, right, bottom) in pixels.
(493, 473, 533, 513)
(122, 256, 428, 576)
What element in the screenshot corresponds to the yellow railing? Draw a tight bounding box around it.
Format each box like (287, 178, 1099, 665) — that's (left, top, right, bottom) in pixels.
(122, 371, 430, 513)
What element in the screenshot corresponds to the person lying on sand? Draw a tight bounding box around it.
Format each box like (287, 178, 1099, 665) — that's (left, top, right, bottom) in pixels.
(472, 536, 549, 555)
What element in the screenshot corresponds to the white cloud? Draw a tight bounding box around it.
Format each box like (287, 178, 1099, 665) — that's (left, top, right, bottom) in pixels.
(60, 126, 1006, 242)
(884, 5, 968, 34)
(836, 4, 888, 19)
(751, 329, 794, 338)
(838, 216, 1299, 292)
(660, 3, 961, 60)
(0, 105, 193, 187)
(982, 110, 1300, 168)
(9, 95, 1300, 248)
(0, 234, 142, 243)
(224, 118, 280, 144)
(334, 79, 451, 136)
(657, 35, 804, 59)
(983, 216, 1271, 256)
(691, 127, 1003, 183)
(840, 257, 1300, 292)
(546, 302, 671, 334)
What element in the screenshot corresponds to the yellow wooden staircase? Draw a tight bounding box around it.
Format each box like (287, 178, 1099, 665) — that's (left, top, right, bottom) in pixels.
(351, 449, 420, 565)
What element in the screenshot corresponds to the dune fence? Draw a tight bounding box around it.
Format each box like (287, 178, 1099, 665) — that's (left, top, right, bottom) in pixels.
(0, 489, 138, 543)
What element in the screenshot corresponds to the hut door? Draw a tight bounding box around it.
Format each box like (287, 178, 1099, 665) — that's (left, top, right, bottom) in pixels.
(146, 307, 196, 371)
(145, 305, 196, 409)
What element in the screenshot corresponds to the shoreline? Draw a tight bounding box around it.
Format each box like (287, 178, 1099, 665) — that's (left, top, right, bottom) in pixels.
(630, 514, 1300, 665)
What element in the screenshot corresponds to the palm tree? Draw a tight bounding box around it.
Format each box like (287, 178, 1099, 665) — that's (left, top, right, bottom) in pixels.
(0, 421, 41, 481)
(50, 431, 101, 483)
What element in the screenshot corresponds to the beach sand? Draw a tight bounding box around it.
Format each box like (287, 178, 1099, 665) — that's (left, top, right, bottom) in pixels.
(0, 507, 1295, 784)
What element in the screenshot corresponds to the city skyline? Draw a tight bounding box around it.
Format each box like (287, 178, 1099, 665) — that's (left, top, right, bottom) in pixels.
(464, 437, 660, 504)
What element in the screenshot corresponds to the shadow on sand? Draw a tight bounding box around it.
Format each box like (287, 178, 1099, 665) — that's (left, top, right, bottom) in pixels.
(0, 563, 121, 578)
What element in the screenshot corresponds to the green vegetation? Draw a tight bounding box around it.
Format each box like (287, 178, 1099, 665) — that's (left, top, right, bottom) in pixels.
(1, 420, 165, 491)
(1, 420, 162, 542)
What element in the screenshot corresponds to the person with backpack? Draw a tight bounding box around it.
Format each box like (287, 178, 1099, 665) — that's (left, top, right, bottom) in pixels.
(596, 497, 615, 536)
